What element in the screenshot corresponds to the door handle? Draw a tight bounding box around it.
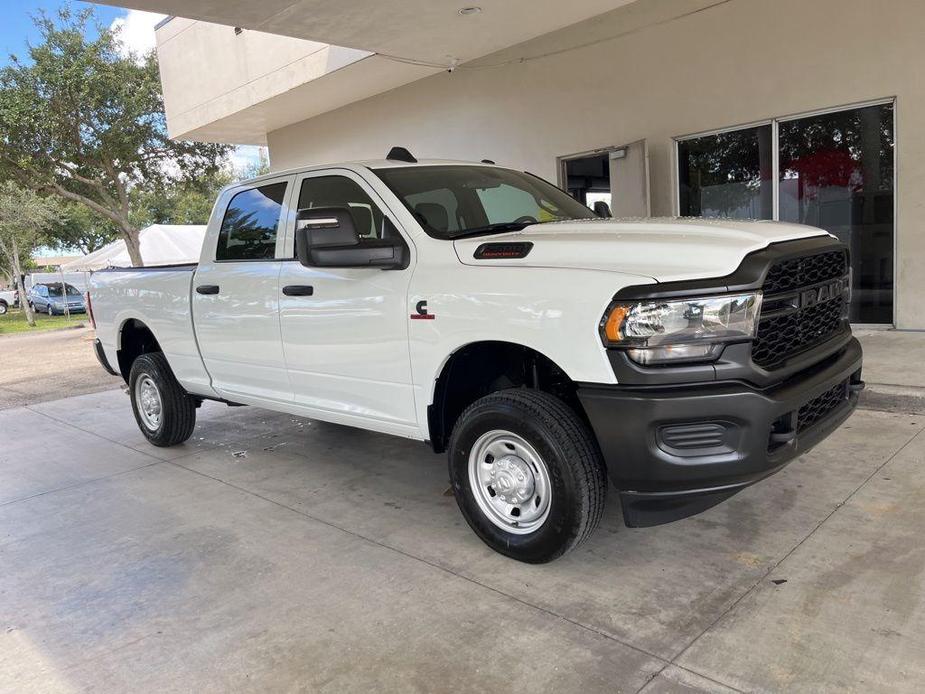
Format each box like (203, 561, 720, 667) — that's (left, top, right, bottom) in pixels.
(196, 284, 220, 295)
(282, 285, 314, 296)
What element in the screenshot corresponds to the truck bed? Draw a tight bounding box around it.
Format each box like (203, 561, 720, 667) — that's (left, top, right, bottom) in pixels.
(90, 264, 217, 398)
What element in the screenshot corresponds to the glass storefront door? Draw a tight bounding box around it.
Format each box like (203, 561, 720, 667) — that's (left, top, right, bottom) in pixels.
(778, 103, 894, 323)
(677, 101, 895, 324)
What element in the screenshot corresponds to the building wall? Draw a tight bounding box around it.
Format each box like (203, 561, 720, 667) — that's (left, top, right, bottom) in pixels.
(156, 17, 370, 143)
(266, 0, 925, 328)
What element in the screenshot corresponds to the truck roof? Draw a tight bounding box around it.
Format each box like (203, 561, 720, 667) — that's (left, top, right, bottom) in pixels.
(232, 158, 503, 190)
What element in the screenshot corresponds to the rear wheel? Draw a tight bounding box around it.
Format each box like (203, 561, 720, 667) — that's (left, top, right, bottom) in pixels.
(47, 304, 54, 316)
(448, 389, 606, 563)
(0, 301, 7, 315)
(129, 352, 196, 447)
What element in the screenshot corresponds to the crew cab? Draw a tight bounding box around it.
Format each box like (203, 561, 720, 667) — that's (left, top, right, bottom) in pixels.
(88, 152, 863, 563)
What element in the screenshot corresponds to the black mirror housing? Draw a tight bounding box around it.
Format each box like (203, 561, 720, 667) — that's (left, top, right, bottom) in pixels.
(295, 207, 408, 270)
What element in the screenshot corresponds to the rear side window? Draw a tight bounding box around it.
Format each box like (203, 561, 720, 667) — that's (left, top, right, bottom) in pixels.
(216, 183, 287, 261)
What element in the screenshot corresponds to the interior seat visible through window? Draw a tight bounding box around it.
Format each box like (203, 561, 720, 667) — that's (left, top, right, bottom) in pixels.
(413, 203, 449, 233)
(297, 176, 387, 242)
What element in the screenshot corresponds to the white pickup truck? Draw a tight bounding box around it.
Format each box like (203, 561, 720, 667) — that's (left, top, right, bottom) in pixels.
(89, 152, 863, 563)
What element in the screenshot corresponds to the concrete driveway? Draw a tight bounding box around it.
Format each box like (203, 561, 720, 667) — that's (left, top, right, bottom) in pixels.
(1, 388, 923, 693)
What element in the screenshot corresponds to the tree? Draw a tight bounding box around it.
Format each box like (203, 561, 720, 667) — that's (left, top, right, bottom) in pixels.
(0, 183, 57, 327)
(0, 7, 231, 266)
(49, 203, 119, 255)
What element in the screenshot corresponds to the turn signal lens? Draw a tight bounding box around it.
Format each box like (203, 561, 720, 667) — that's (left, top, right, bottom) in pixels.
(603, 305, 629, 343)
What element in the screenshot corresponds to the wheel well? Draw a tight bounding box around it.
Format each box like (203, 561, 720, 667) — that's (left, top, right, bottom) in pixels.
(117, 319, 162, 382)
(428, 341, 585, 453)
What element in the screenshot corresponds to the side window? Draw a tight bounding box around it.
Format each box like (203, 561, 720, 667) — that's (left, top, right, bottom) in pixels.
(216, 182, 287, 261)
(298, 176, 386, 242)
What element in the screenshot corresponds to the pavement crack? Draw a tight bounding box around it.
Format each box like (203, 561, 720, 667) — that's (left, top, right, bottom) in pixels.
(664, 421, 925, 673)
(23, 404, 165, 463)
(0, 461, 163, 510)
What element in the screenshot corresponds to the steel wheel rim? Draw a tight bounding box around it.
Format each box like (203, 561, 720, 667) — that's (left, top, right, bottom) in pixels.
(468, 430, 552, 535)
(135, 375, 163, 431)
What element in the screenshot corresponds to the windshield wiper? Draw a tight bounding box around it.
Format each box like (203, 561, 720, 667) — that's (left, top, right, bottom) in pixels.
(450, 220, 547, 240)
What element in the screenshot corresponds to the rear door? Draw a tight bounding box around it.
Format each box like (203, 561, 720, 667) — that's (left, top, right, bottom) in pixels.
(192, 175, 294, 403)
(276, 169, 417, 434)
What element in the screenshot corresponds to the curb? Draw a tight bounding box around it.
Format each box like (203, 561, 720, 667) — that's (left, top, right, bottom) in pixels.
(859, 383, 925, 415)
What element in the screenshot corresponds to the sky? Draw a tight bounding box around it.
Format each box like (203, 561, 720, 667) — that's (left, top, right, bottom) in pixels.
(0, 2, 163, 66)
(2, 1, 263, 257)
(0, 1, 263, 172)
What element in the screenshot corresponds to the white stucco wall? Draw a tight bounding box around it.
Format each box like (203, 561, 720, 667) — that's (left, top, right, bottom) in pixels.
(265, 0, 925, 328)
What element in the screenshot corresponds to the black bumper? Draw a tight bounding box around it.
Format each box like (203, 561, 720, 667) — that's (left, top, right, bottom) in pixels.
(578, 338, 863, 527)
(93, 338, 119, 377)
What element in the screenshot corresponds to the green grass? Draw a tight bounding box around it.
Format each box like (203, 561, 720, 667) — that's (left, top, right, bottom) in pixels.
(0, 307, 86, 335)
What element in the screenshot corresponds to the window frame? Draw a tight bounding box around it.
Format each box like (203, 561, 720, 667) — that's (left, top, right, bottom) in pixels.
(672, 97, 897, 327)
(213, 176, 293, 263)
(280, 168, 413, 263)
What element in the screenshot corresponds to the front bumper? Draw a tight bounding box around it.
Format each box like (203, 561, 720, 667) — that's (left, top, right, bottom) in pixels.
(578, 337, 863, 527)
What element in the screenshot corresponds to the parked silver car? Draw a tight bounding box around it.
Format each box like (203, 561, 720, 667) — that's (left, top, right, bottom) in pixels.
(29, 283, 86, 315)
(0, 289, 17, 315)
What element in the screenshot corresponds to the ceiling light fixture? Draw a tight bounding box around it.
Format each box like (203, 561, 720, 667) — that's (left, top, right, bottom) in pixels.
(458, 7, 482, 15)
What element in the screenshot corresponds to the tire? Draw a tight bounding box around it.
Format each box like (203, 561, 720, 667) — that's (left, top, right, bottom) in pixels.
(448, 389, 606, 563)
(47, 304, 54, 316)
(129, 352, 197, 447)
(0, 301, 7, 315)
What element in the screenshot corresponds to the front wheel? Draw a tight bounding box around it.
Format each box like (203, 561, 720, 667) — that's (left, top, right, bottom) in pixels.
(0, 301, 7, 315)
(47, 304, 54, 316)
(448, 389, 606, 563)
(129, 352, 197, 447)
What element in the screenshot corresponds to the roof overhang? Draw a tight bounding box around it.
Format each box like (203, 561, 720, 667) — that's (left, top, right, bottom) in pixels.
(95, 0, 639, 65)
(93, 0, 640, 143)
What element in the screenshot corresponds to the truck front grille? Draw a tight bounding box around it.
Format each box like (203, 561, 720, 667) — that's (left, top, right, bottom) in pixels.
(752, 249, 848, 370)
(797, 379, 850, 432)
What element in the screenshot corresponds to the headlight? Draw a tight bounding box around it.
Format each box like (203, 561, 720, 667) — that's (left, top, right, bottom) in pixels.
(600, 292, 762, 365)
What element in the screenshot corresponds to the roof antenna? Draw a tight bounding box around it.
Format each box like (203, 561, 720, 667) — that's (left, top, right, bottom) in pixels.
(386, 146, 417, 163)
(480, 159, 495, 164)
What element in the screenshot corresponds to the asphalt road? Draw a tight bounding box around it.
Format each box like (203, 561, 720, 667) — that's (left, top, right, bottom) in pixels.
(0, 327, 123, 410)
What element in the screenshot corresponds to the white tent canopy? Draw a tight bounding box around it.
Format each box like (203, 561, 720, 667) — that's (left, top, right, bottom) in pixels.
(60, 224, 207, 272)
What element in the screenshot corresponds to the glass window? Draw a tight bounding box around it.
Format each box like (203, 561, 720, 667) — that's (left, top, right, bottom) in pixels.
(779, 103, 894, 323)
(678, 125, 773, 219)
(216, 183, 287, 261)
(46, 284, 80, 297)
(375, 165, 596, 239)
(405, 188, 462, 234)
(298, 176, 387, 242)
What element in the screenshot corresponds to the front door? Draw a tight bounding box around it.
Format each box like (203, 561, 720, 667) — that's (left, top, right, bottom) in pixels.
(277, 170, 417, 434)
(192, 176, 293, 403)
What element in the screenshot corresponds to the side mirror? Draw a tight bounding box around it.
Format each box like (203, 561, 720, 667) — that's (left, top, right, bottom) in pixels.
(295, 207, 407, 270)
(593, 201, 612, 218)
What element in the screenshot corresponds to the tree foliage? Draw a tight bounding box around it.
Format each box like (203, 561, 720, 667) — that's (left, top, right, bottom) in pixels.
(0, 7, 231, 266)
(0, 182, 58, 326)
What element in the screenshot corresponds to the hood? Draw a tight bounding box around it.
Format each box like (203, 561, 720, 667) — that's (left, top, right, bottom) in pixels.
(454, 217, 831, 283)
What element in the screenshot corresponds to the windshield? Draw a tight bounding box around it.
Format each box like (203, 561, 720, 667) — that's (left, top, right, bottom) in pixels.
(373, 165, 597, 239)
(45, 284, 81, 297)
